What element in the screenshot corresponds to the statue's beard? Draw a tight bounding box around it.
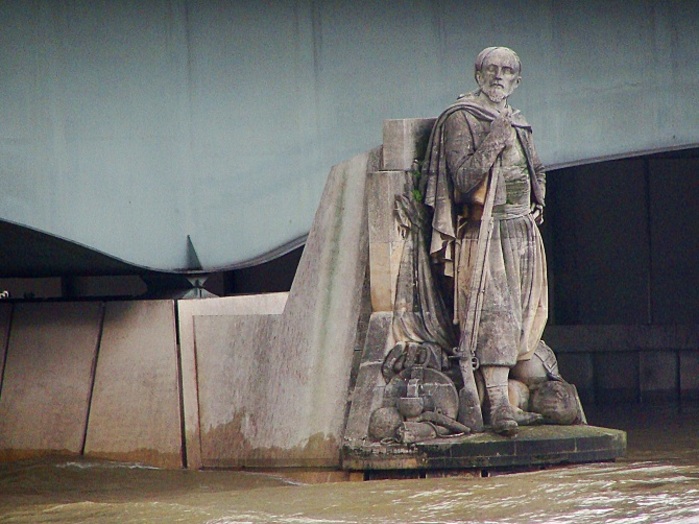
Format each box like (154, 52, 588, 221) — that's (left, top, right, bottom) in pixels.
(481, 84, 509, 103)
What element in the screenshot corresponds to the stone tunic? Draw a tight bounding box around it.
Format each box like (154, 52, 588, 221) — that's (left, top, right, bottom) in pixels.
(442, 107, 548, 367)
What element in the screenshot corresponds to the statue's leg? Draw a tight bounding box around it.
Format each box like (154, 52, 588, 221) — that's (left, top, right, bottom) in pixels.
(481, 365, 518, 435)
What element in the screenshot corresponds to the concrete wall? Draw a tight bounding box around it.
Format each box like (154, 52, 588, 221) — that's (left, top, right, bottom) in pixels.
(177, 292, 289, 469)
(180, 150, 375, 469)
(546, 325, 699, 405)
(0, 148, 375, 469)
(83, 301, 182, 469)
(0, 303, 101, 460)
(0, 300, 184, 467)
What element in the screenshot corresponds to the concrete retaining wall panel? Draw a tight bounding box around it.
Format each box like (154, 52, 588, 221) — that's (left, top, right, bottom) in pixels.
(0, 303, 13, 391)
(195, 314, 285, 467)
(84, 300, 182, 468)
(0, 303, 101, 460)
(177, 293, 288, 469)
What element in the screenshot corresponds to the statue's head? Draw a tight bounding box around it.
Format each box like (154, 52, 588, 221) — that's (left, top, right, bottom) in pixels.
(474, 47, 522, 104)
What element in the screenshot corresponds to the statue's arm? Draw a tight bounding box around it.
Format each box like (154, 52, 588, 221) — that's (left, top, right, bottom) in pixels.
(533, 146, 546, 204)
(444, 111, 510, 196)
(527, 132, 546, 224)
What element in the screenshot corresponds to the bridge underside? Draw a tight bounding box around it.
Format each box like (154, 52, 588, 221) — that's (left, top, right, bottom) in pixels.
(2, 145, 696, 305)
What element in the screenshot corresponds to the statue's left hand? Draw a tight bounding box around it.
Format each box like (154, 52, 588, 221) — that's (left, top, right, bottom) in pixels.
(531, 204, 544, 225)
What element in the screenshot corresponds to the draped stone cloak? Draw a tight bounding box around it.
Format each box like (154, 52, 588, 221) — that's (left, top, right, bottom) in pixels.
(422, 94, 548, 367)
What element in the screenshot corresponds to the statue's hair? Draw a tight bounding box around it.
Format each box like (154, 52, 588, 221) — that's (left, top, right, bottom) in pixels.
(474, 47, 522, 79)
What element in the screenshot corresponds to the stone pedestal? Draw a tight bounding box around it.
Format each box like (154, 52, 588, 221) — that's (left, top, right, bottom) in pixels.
(343, 425, 627, 472)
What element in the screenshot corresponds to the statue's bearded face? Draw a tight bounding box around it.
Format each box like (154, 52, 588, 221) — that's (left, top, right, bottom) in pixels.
(476, 49, 521, 103)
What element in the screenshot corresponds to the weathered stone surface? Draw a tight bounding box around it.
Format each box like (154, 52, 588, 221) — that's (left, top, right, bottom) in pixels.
(177, 293, 288, 469)
(344, 313, 392, 444)
(343, 425, 626, 471)
(361, 312, 393, 364)
(0, 303, 101, 460)
(367, 170, 392, 245)
(368, 241, 391, 312)
(192, 149, 378, 468)
(84, 300, 182, 469)
(367, 170, 411, 311)
(382, 118, 436, 171)
(195, 314, 290, 467)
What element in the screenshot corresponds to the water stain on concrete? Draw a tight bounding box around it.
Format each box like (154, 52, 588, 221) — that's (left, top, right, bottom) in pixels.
(200, 412, 340, 469)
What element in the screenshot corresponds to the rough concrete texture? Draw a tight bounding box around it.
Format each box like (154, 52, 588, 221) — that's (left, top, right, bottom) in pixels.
(192, 150, 379, 468)
(177, 293, 288, 469)
(84, 300, 182, 469)
(0, 303, 102, 460)
(195, 314, 285, 467)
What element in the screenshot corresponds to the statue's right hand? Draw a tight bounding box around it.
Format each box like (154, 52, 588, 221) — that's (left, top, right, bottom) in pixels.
(489, 115, 514, 147)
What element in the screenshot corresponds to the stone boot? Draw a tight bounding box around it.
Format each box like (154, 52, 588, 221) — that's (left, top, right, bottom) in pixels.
(488, 393, 519, 436)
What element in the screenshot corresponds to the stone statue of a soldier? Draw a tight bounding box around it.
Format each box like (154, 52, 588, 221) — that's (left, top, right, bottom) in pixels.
(423, 47, 549, 435)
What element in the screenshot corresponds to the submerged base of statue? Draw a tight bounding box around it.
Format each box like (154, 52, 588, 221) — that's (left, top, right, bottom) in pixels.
(343, 425, 627, 473)
(342, 312, 626, 473)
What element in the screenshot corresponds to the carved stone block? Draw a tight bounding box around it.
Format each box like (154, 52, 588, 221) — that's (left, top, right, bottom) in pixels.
(382, 118, 436, 171)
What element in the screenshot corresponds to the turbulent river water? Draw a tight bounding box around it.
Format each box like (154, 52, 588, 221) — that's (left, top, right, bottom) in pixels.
(1, 403, 699, 524)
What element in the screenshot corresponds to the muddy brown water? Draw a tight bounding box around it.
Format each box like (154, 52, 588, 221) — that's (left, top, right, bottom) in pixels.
(1, 403, 699, 523)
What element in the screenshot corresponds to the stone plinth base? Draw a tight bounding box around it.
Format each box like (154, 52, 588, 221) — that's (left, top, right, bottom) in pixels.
(342, 309, 627, 475)
(342, 425, 626, 472)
